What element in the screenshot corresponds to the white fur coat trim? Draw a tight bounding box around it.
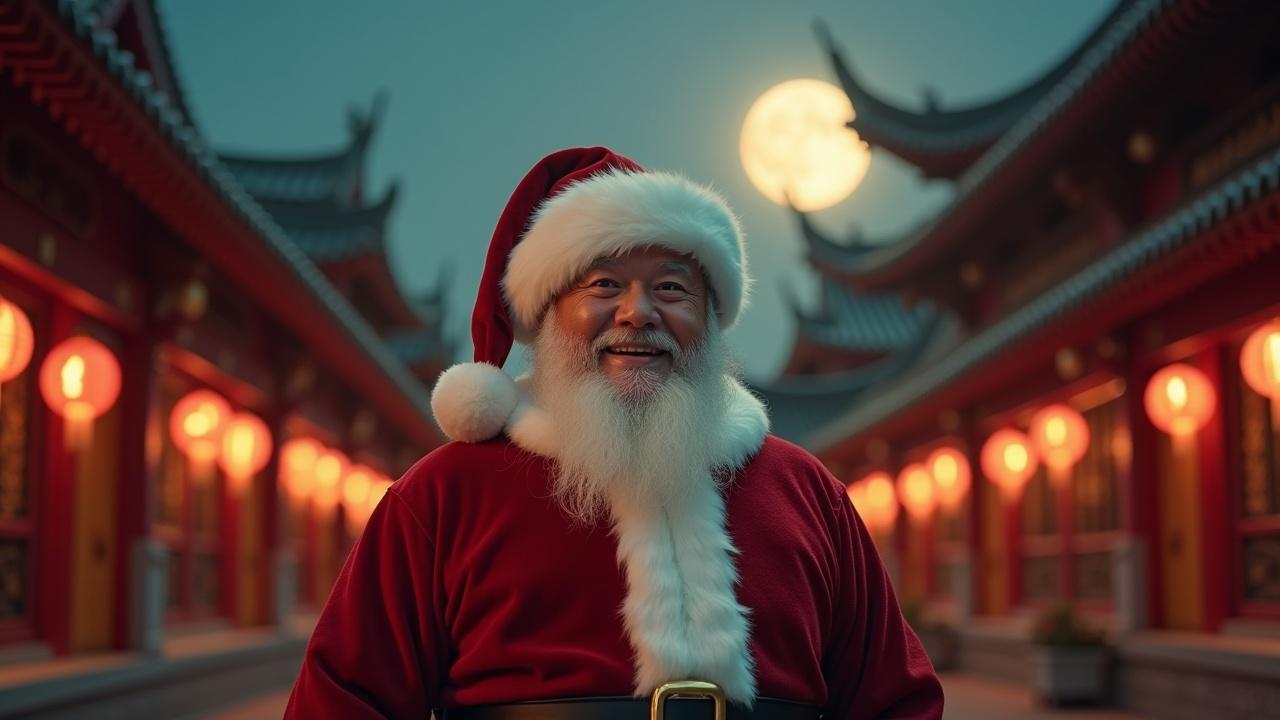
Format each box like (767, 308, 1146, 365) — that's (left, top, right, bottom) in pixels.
(503, 170, 750, 344)
(505, 374, 767, 703)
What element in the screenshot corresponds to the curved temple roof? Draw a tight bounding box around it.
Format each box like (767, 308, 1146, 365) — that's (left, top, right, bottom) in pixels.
(789, 274, 934, 353)
(219, 94, 386, 204)
(812, 0, 1243, 291)
(814, 1, 1131, 179)
(808, 142, 1280, 454)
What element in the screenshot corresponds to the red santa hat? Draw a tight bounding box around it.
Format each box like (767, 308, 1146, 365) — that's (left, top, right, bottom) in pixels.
(431, 146, 749, 443)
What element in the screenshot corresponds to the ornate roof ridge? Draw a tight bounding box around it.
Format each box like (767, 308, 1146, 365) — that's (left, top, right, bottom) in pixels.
(813, 1, 1132, 177)
(808, 143, 1280, 453)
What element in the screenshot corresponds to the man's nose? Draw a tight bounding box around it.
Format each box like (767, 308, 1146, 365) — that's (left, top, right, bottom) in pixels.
(614, 285, 660, 328)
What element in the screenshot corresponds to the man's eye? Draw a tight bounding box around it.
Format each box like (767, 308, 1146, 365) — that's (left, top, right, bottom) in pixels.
(590, 278, 620, 288)
(656, 282, 687, 293)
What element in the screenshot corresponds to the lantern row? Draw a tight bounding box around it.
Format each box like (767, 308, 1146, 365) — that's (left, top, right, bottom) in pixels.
(279, 437, 394, 530)
(845, 342, 1267, 530)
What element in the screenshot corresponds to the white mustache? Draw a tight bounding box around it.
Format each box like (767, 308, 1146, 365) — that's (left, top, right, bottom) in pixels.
(590, 328, 681, 358)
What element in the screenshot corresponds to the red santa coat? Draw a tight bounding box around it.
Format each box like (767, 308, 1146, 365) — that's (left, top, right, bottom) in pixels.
(285, 428, 943, 718)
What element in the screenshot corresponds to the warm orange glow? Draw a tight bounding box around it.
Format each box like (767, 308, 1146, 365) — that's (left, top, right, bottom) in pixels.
(1030, 404, 1090, 472)
(860, 471, 899, 532)
(280, 437, 322, 500)
(314, 448, 349, 511)
(927, 446, 971, 511)
(981, 428, 1039, 499)
(1144, 363, 1216, 437)
(846, 482, 869, 518)
(218, 412, 272, 492)
(39, 336, 122, 452)
(343, 465, 374, 514)
(169, 389, 232, 464)
(896, 462, 937, 521)
(368, 476, 393, 515)
(0, 300, 34, 399)
(1241, 320, 1280, 399)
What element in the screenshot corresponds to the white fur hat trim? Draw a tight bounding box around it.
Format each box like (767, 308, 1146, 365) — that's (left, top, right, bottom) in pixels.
(503, 170, 749, 344)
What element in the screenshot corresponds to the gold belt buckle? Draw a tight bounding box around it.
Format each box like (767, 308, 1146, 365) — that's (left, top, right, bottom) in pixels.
(650, 680, 727, 720)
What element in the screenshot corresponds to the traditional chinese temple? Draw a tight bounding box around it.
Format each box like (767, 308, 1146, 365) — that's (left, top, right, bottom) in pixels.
(765, 0, 1280, 713)
(0, 0, 447, 715)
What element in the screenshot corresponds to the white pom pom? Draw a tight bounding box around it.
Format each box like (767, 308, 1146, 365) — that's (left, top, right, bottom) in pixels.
(430, 362, 519, 443)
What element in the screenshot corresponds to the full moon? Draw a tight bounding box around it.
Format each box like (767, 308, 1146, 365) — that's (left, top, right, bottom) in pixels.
(740, 78, 870, 211)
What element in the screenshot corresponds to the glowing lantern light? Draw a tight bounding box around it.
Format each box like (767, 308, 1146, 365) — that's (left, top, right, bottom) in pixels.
(343, 461, 376, 530)
(846, 481, 869, 519)
(862, 471, 899, 533)
(1030, 404, 1090, 486)
(897, 462, 937, 521)
(314, 447, 349, 512)
(927, 446, 971, 511)
(1241, 320, 1280, 425)
(981, 428, 1038, 500)
(169, 389, 231, 480)
(0, 299, 34, 409)
(368, 476, 393, 516)
(218, 412, 272, 494)
(39, 336, 121, 452)
(343, 465, 374, 517)
(1144, 363, 1215, 438)
(280, 437, 322, 501)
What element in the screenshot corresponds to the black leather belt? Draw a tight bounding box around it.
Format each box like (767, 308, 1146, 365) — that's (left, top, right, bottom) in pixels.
(442, 696, 821, 720)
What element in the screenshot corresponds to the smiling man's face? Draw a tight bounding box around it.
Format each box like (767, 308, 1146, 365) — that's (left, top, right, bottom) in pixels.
(548, 246, 709, 398)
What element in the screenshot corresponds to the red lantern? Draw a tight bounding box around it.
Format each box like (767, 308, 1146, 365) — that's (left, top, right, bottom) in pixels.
(343, 464, 375, 521)
(314, 447, 349, 512)
(0, 299, 34, 409)
(1241, 320, 1280, 399)
(280, 437, 322, 501)
(1030, 404, 1090, 483)
(170, 389, 231, 480)
(1241, 320, 1280, 427)
(1144, 363, 1215, 438)
(846, 481, 869, 518)
(981, 428, 1038, 500)
(897, 462, 937, 521)
(367, 476, 394, 516)
(861, 471, 899, 533)
(39, 336, 121, 452)
(926, 446, 971, 511)
(219, 412, 272, 494)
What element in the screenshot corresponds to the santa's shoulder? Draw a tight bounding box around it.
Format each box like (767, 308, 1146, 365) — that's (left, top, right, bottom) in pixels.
(739, 434, 847, 500)
(750, 434, 829, 472)
(391, 437, 547, 497)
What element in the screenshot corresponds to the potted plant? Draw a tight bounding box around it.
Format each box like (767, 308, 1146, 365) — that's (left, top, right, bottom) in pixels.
(1032, 603, 1111, 706)
(901, 597, 958, 672)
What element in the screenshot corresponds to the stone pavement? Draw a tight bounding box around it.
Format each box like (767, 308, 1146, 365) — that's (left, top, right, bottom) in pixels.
(190, 672, 1150, 719)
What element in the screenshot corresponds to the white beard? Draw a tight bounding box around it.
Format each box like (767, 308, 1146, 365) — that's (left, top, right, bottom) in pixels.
(528, 309, 759, 702)
(530, 309, 734, 524)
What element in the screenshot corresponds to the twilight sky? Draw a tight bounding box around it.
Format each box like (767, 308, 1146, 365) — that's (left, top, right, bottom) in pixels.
(161, 0, 1114, 380)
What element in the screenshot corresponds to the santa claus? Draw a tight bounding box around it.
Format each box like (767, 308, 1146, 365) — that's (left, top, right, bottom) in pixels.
(285, 148, 943, 719)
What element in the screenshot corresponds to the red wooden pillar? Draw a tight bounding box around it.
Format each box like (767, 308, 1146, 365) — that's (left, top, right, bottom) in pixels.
(260, 410, 284, 625)
(1005, 495, 1023, 611)
(1058, 470, 1076, 602)
(964, 429, 985, 615)
(113, 328, 156, 648)
(1124, 354, 1161, 628)
(1196, 346, 1230, 632)
(220, 473, 239, 622)
(37, 301, 76, 655)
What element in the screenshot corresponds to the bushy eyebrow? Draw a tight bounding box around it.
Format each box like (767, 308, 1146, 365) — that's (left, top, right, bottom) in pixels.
(658, 262, 695, 279)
